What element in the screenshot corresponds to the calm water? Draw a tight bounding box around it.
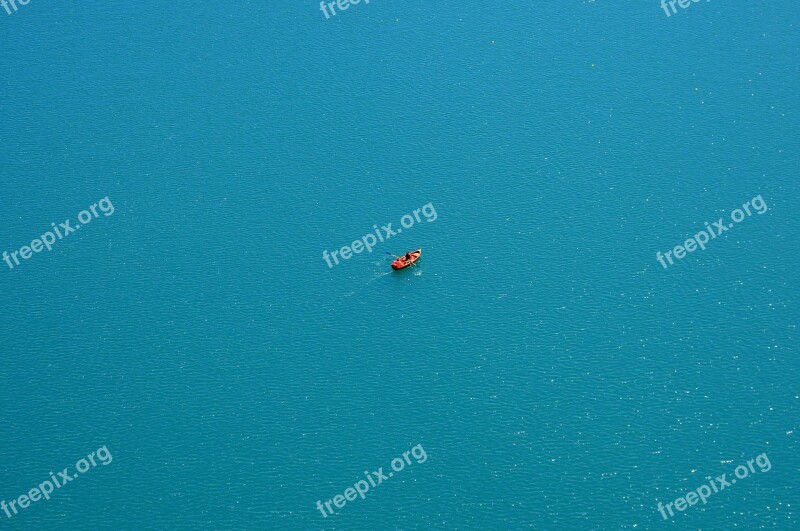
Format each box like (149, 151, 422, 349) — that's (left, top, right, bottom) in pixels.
(0, 1, 797, 529)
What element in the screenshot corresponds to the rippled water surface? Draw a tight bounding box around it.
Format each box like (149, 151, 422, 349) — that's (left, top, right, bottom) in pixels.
(0, 1, 797, 529)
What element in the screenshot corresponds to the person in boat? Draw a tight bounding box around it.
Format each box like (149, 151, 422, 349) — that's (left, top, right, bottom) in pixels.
(404, 251, 413, 261)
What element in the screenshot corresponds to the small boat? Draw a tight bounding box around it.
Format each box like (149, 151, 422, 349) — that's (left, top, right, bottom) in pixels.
(391, 249, 422, 270)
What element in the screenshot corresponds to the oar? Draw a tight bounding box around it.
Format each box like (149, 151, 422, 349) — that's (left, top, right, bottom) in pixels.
(387, 251, 420, 267)
(386, 251, 419, 267)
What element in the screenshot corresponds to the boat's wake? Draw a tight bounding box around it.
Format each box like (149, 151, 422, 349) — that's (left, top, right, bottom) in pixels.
(368, 271, 393, 284)
(331, 263, 415, 308)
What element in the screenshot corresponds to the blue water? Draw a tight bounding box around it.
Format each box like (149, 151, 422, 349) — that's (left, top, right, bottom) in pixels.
(1, 1, 797, 529)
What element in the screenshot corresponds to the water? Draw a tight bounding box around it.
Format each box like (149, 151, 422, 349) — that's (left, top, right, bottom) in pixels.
(0, 1, 797, 529)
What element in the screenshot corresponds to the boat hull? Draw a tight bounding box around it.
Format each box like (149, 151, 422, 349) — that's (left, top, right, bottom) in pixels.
(391, 249, 422, 270)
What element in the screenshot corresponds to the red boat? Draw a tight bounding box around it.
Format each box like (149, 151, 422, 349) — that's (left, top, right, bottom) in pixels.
(391, 249, 422, 270)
